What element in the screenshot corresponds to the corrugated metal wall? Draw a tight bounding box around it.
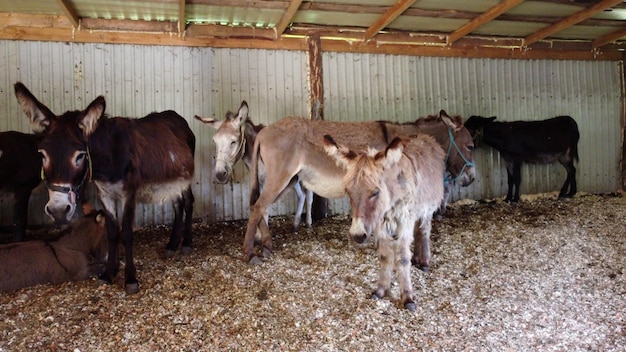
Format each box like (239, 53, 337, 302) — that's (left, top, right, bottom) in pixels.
(322, 53, 623, 214)
(0, 41, 622, 228)
(0, 40, 308, 227)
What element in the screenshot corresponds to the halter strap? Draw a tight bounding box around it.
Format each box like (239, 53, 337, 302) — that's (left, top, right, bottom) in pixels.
(444, 128, 475, 184)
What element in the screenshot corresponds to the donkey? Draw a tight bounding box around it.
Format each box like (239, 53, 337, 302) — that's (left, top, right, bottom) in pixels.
(15, 82, 195, 294)
(323, 134, 445, 311)
(244, 111, 474, 264)
(0, 205, 108, 292)
(464, 115, 579, 202)
(0, 130, 43, 241)
(194, 101, 313, 230)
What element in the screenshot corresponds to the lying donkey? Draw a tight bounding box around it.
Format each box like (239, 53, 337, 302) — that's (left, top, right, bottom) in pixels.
(0, 205, 108, 292)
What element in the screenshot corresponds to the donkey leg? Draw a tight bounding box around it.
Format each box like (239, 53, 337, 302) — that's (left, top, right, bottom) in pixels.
(504, 161, 515, 202)
(396, 223, 416, 311)
(100, 209, 121, 285)
(181, 186, 194, 254)
(166, 195, 184, 258)
(120, 197, 139, 294)
(305, 189, 313, 227)
(559, 160, 577, 198)
(12, 189, 31, 242)
(412, 218, 432, 271)
(291, 181, 306, 231)
(512, 162, 522, 202)
(372, 235, 394, 301)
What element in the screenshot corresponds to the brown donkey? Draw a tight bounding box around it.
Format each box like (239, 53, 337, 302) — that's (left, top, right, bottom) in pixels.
(0, 207, 108, 293)
(15, 82, 195, 294)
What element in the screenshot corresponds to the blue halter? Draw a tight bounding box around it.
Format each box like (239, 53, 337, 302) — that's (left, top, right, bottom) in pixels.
(444, 128, 475, 184)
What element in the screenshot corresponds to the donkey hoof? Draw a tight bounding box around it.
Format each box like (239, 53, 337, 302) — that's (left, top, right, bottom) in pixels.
(370, 289, 385, 300)
(181, 246, 192, 255)
(420, 265, 430, 273)
(262, 248, 272, 258)
(248, 256, 262, 265)
(125, 282, 140, 294)
(404, 301, 417, 312)
(98, 273, 113, 285)
(165, 249, 177, 258)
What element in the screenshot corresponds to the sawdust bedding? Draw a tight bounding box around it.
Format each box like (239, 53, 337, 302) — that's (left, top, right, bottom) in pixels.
(0, 192, 624, 351)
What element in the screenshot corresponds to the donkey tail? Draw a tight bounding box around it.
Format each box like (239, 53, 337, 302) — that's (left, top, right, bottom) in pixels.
(249, 137, 262, 206)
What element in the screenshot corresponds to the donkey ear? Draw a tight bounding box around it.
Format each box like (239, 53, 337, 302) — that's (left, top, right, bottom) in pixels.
(323, 134, 356, 168)
(381, 137, 404, 169)
(232, 100, 249, 128)
(78, 96, 106, 139)
(439, 109, 462, 132)
(194, 115, 223, 129)
(14, 82, 56, 130)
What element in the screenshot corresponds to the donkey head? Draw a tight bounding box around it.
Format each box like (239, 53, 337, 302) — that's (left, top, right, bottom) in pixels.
(324, 134, 404, 245)
(195, 101, 249, 183)
(437, 110, 476, 187)
(15, 82, 105, 224)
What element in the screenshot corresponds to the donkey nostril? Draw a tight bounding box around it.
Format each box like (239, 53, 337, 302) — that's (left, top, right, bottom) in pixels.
(65, 205, 72, 214)
(352, 233, 367, 244)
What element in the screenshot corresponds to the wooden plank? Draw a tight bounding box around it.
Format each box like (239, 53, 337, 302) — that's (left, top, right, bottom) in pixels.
(593, 28, 626, 48)
(179, 0, 186, 35)
(82, 18, 178, 32)
(524, 0, 624, 47)
(56, 0, 79, 28)
(363, 0, 416, 42)
(187, 23, 276, 40)
(447, 0, 525, 45)
(275, 0, 303, 39)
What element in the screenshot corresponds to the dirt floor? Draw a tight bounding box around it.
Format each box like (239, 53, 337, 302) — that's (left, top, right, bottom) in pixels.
(0, 192, 625, 351)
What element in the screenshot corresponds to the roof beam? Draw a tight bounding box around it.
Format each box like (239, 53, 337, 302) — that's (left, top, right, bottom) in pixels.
(179, 0, 186, 35)
(363, 0, 416, 42)
(274, 0, 303, 39)
(56, 0, 79, 28)
(447, 0, 525, 45)
(523, 0, 624, 47)
(593, 27, 626, 48)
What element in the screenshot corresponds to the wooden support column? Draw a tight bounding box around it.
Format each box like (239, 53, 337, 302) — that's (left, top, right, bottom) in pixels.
(621, 54, 626, 192)
(307, 36, 327, 221)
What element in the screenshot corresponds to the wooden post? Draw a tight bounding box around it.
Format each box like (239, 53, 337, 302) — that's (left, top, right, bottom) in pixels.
(620, 54, 626, 192)
(307, 36, 328, 221)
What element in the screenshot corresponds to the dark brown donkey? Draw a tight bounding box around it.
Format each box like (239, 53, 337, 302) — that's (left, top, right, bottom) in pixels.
(0, 130, 43, 241)
(0, 205, 108, 293)
(15, 82, 195, 294)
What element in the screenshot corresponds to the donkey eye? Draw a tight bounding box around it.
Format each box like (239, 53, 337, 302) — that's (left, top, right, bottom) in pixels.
(231, 140, 237, 146)
(370, 189, 380, 199)
(467, 145, 475, 151)
(75, 151, 87, 166)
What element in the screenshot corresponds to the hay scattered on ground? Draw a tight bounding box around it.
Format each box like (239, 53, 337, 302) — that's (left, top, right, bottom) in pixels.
(1, 193, 625, 351)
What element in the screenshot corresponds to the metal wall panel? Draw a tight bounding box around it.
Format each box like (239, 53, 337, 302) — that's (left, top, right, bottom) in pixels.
(0, 41, 622, 229)
(322, 53, 622, 214)
(0, 41, 308, 228)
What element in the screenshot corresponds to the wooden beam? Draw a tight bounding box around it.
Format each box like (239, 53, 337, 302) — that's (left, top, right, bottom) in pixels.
(524, 0, 624, 47)
(275, 0, 303, 39)
(56, 0, 79, 28)
(187, 23, 276, 40)
(447, 0, 525, 45)
(593, 27, 626, 48)
(363, 0, 416, 42)
(82, 18, 178, 33)
(179, 0, 186, 35)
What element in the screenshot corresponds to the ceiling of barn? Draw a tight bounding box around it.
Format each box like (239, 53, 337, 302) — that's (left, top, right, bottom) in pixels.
(0, 0, 625, 60)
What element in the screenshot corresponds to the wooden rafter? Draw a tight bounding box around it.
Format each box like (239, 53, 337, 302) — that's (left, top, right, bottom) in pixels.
(523, 0, 624, 47)
(593, 27, 626, 48)
(447, 0, 525, 45)
(179, 0, 186, 35)
(56, 0, 79, 28)
(274, 0, 303, 39)
(363, 0, 416, 42)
